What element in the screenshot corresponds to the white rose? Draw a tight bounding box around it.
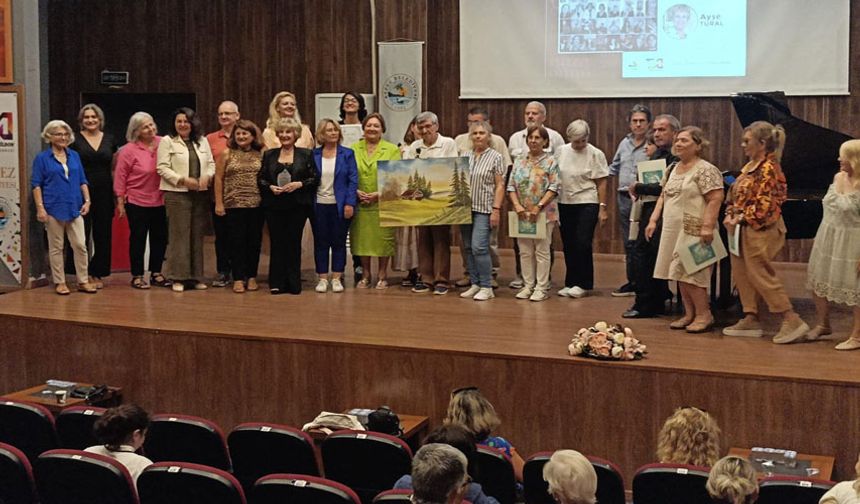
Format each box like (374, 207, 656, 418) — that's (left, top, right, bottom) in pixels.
(624, 327, 634, 337)
(594, 321, 608, 331)
(611, 346, 624, 358)
(612, 333, 625, 345)
(568, 342, 584, 355)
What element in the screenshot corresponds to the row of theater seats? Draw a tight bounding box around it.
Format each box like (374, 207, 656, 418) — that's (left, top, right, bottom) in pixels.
(0, 399, 838, 504)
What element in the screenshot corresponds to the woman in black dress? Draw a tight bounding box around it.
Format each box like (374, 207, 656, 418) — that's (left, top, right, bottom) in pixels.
(258, 117, 318, 294)
(69, 104, 117, 288)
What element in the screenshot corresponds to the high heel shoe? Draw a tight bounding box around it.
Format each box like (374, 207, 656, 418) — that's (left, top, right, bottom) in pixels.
(686, 318, 715, 333)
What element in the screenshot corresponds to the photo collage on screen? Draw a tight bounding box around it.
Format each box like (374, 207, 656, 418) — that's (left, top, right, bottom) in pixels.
(558, 0, 658, 53)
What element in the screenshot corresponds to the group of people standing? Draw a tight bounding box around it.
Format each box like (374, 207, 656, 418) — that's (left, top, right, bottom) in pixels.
(31, 95, 860, 348)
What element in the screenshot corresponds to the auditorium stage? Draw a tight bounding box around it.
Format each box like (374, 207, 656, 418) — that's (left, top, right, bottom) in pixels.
(1, 260, 858, 484)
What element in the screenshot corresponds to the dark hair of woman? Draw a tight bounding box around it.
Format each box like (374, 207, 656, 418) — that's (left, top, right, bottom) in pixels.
(93, 404, 151, 451)
(424, 424, 481, 480)
(167, 106, 204, 145)
(227, 119, 264, 151)
(339, 91, 367, 123)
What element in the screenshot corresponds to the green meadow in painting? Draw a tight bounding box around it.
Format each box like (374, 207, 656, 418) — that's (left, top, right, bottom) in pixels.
(377, 157, 472, 227)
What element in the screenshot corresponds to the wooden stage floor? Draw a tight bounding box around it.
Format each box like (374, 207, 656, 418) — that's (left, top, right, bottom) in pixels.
(1, 259, 858, 483)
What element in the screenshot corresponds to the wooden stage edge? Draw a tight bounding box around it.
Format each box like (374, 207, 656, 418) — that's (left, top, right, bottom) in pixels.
(1, 279, 858, 484)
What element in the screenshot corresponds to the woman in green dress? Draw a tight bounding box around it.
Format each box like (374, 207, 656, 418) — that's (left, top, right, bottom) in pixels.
(350, 112, 401, 289)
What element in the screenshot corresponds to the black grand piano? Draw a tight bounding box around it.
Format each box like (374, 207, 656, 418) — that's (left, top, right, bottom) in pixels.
(731, 91, 852, 238)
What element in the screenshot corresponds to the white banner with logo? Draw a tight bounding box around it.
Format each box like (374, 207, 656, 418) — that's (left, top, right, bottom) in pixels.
(378, 41, 423, 145)
(0, 91, 20, 284)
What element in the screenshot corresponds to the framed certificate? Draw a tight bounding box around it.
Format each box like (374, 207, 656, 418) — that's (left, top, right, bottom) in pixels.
(508, 211, 547, 239)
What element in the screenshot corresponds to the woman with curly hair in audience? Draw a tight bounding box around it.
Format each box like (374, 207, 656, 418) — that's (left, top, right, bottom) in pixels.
(543, 449, 598, 504)
(444, 387, 525, 481)
(820, 451, 860, 504)
(707, 456, 758, 504)
(656, 406, 721, 466)
(84, 404, 152, 486)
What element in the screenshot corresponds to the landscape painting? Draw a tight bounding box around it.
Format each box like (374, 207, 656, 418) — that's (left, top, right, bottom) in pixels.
(378, 157, 472, 227)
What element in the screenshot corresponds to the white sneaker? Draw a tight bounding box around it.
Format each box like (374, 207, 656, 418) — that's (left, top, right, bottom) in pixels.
(530, 290, 549, 302)
(460, 285, 481, 298)
(569, 286, 587, 298)
(557, 286, 571, 297)
(515, 287, 533, 299)
(315, 279, 329, 293)
(331, 278, 344, 293)
(508, 277, 524, 289)
(473, 287, 495, 301)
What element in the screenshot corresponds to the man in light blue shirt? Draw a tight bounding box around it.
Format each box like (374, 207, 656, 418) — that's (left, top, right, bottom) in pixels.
(608, 104, 651, 297)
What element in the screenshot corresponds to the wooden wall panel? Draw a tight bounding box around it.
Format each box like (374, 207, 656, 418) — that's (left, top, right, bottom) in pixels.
(46, 0, 859, 260)
(3, 317, 859, 483)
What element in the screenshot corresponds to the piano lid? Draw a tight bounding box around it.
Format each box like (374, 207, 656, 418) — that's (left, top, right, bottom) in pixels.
(731, 92, 851, 199)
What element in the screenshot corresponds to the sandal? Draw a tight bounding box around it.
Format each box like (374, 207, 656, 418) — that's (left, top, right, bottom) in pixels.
(55, 283, 70, 295)
(150, 273, 172, 287)
(233, 280, 246, 293)
(78, 283, 98, 294)
(131, 276, 151, 290)
(357, 278, 371, 289)
(246, 278, 259, 291)
(375, 279, 389, 290)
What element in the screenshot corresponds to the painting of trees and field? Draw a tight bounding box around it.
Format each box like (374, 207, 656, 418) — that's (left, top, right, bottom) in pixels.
(377, 157, 473, 227)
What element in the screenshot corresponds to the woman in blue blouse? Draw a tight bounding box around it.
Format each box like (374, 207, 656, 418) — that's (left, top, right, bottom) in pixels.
(32, 120, 97, 295)
(311, 119, 358, 293)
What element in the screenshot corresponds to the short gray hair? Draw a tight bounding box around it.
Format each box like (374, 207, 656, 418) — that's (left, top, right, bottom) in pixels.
(526, 101, 547, 116)
(415, 111, 439, 125)
(543, 450, 597, 504)
(274, 117, 303, 137)
(126, 112, 155, 143)
(78, 103, 106, 130)
(627, 104, 652, 122)
(566, 119, 590, 141)
(654, 114, 681, 132)
(411, 443, 468, 504)
(41, 120, 75, 144)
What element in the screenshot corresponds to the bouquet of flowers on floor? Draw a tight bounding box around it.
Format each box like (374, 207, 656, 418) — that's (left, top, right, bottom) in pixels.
(568, 321, 647, 361)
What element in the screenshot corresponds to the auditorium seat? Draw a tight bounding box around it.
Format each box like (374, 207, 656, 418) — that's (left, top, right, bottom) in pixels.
(372, 488, 474, 503)
(0, 441, 37, 504)
(252, 473, 361, 504)
(56, 405, 106, 449)
(475, 445, 516, 504)
(757, 475, 835, 504)
(0, 399, 58, 462)
(137, 461, 245, 504)
(523, 452, 626, 504)
(143, 413, 231, 470)
(227, 422, 319, 492)
(35, 448, 139, 504)
(632, 462, 711, 504)
(321, 429, 413, 504)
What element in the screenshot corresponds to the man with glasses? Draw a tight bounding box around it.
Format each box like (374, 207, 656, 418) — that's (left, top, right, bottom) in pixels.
(205, 101, 240, 287)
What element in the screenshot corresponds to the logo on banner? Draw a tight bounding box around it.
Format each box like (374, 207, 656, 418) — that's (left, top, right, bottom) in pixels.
(382, 73, 419, 111)
(0, 112, 12, 141)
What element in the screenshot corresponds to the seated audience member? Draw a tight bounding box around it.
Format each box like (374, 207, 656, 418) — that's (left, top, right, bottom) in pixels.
(84, 404, 152, 485)
(445, 387, 525, 481)
(656, 406, 721, 467)
(395, 424, 499, 504)
(410, 443, 470, 504)
(706, 456, 758, 504)
(542, 449, 598, 504)
(820, 452, 860, 504)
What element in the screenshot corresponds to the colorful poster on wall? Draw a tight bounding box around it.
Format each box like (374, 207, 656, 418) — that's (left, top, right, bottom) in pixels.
(377, 158, 472, 227)
(0, 91, 20, 283)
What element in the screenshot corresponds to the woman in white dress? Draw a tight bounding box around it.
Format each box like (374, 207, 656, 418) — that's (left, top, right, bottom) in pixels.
(806, 139, 860, 351)
(646, 126, 724, 333)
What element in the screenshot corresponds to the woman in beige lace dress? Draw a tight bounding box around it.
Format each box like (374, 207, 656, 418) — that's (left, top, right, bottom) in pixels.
(646, 127, 724, 333)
